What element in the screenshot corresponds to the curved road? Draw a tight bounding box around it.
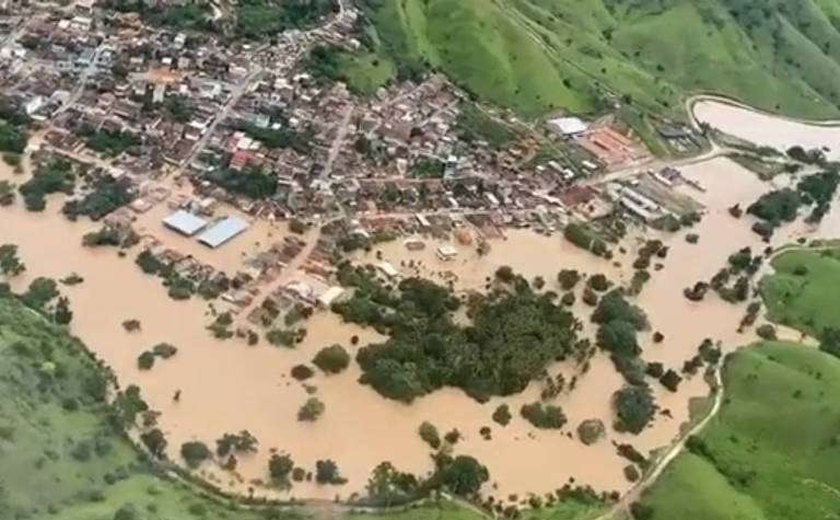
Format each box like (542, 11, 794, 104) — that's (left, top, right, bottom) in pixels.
(595, 365, 724, 520)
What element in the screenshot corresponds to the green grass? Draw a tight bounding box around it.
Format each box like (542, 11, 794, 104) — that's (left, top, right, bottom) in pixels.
(340, 51, 396, 96)
(360, 0, 840, 119)
(638, 341, 840, 520)
(760, 247, 840, 337)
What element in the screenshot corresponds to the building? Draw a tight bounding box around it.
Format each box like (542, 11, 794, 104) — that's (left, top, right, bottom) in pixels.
(163, 210, 208, 236)
(197, 216, 249, 248)
(436, 244, 458, 261)
(547, 117, 588, 137)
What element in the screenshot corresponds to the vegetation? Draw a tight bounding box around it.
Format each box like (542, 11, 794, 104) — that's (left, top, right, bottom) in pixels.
(297, 397, 325, 421)
(0, 292, 292, 520)
(520, 402, 567, 429)
(312, 344, 351, 374)
(19, 158, 75, 211)
(78, 126, 141, 157)
(455, 103, 517, 149)
(205, 166, 278, 199)
(180, 441, 211, 468)
(234, 0, 336, 39)
(492, 404, 512, 426)
(0, 243, 25, 277)
(418, 421, 441, 449)
(335, 266, 579, 402)
(637, 342, 840, 519)
(613, 385, 655, 434)
(63, 175, 134, 221)
(564, 222, 610, 257)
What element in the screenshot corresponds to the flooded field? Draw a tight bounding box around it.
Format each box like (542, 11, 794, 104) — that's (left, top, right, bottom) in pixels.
(692, 97, 840, 159)
(0, 136, 831, 504)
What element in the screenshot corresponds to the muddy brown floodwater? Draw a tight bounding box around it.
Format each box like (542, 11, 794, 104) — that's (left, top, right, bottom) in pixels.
(0, 135, 832, 504)
(692, 97, 840, 160)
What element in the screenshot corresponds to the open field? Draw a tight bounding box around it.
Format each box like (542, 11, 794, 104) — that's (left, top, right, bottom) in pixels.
(760, 247, 840, 337)
(636, 341, 840, 519)
(358, 0, 840, 119)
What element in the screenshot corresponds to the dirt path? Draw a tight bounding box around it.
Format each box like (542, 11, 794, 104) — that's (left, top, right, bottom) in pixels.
(594, 365, 724, 520)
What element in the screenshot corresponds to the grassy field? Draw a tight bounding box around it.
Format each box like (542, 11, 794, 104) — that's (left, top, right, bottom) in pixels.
(760, 247, 840, 337)
(355, 0, 840, 119)
(636, 341, 840, 519)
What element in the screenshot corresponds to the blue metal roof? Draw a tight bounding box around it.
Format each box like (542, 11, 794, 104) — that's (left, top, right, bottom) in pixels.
(162, 210, 208, 236)
(197, 217, 249, 248)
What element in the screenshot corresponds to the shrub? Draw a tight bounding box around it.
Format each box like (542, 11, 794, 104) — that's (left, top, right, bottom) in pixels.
(557, 269, 581, 290)
(312, 344, 350, 374)
(137, 351, 155, 370)
(268, 453, 294, 483)
(151, 342, 177, 359)
(613, 385, 656, 434)
(577, 419, 605, 445)
(492, 404, 512, 426)
(297, 397, 325, 421)
(587, 274, 611, 292)
(418, 421, 441, 449)
(315, 459, 347, 485)
(659, 369, 682, 392)
(291, 364, 314, 381)
(756, 324, 777, 340)
(180, 441, 210, 468)
(520, 402, 566, 429)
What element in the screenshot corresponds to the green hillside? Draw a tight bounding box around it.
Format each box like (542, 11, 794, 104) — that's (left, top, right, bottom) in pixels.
(636, 341, 840, 519)
(760, 247, 840, 337)
(355, 0, 840, 119)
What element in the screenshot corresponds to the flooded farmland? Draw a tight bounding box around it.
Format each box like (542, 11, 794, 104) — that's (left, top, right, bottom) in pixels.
(0, 122, 833, 505)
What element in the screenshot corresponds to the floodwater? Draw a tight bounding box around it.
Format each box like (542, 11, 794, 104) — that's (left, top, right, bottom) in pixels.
(0, 140, 826, 503)
(692, 97, 840, 160)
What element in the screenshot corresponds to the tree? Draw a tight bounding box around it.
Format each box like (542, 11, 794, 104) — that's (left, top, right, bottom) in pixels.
(756, 324, 777, 340)
(418, 421, 441, 449)
(137, 351, 155, 370)
(495, 265, 515, 283)
(659, 369, 682, 392)
(152, 342, 178, 359)
(597, 320, 640, 357)
(113, 504, 139, 520)
(290, 364, 314, 380)
(520, 402, 567, 429)
(613, 385, 656, 434)
(140, 428, 167, 459)
(433, 455, 489, 496)
(268, 453, 294, 483)
(312, 344, 350, 374)
(216, 430, 258, 457)
(0, 243, 25, 277)
(577, 419, 605, 445)
(492, 404, 512, 426)
(557, 269, 581, 290)
(53, 296, 73, 325)
(21, 277, 58, 311)
(297, 397, 325, 421)
(315, 459, 347, 485)
(592, 290, 648, 330)
(587, 273, 611, 292)
(180, 441, 211, 468)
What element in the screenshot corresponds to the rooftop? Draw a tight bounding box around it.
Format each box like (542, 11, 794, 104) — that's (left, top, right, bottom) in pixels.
(197, 216, 249, 248)
(162, 210, 208, 236)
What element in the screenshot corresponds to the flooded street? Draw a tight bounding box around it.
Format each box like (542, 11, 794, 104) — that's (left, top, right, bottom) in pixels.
(0, 121, 832, 504)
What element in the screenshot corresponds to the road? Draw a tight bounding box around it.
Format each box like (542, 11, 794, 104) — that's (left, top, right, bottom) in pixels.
(594, 365, 724, 520)
(54, 43, 108, 117)
(321, 104, 354, 180)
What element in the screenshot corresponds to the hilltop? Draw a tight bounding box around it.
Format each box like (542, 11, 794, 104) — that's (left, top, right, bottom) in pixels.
(352, 0, 840, 119)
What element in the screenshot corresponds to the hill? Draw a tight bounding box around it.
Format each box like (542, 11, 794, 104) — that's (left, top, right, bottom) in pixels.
(635, 341, 840, 519)
(352, 0, 840, 119)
